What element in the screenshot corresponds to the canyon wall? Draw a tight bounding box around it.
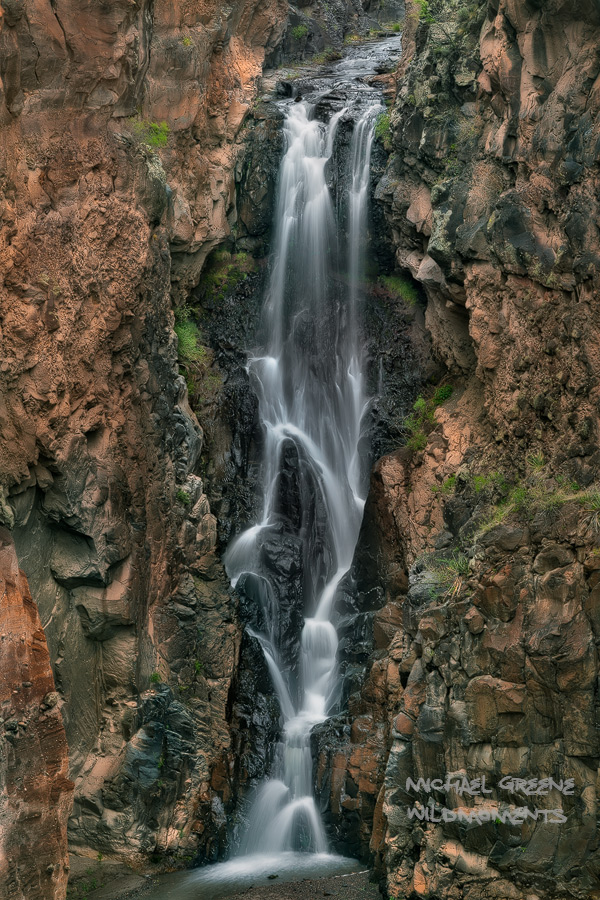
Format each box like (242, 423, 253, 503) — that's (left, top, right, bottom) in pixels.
(332, 1, 600, 898)
(3, 0, 599, 896)
(0, 0, 401, 889)
(0, 529, 73, 900)
(0, 0, 290, 883)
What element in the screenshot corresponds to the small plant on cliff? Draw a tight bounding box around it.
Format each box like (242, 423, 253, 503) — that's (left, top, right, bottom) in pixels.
(380, 274, 420, 306)
(527, 452, 545, 470)
(129, 118, 170, 149)
(432, 384, 453, 405)
(414, 0, 435, 24)
(202, 249, 255, 303)
(375, 111, 392, 151)
(181, 36, 193, 47)
(582, 491, 600, 533)
(310, 47, 343, 64)
(404, 385, 453, 453)
(291, 24, 308, 40)
(440, 474, 457, 494)
(150, 672, 161, 685)
(174, 320, 205, 364)
(194, 659, 204, 675)
(176, 489, 191, 506)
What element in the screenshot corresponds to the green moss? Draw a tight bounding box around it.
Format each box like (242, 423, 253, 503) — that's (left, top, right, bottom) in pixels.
(380, 275, 420, 306)
(129, 118, 170, 148)
(375, 111, 392, 151)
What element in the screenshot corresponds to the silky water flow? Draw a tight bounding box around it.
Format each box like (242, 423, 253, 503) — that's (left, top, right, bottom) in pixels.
(141, 34, 403, 900)
(225, 97, 382, 856)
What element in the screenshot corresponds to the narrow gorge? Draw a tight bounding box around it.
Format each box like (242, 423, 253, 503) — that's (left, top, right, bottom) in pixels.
(1, 2, 600, 900)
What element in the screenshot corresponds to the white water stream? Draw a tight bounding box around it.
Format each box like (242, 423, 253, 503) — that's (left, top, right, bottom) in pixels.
(225, 96, 382, 855)
(141, 34, 402, 900)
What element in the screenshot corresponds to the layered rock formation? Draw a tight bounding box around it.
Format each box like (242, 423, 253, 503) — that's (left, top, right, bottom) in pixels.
(3, 0, 600, 896)
(0, 529, 73, 900)
(0, 0, 288, 875)
(333, 1, 600, 897)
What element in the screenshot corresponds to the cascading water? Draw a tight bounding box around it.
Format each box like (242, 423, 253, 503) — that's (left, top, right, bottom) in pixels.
(140, 34, 403, 900)
(225, 97, 382, 856)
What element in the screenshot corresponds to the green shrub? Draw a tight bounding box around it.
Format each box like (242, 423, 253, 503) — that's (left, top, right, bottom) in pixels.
(441, 474, 457, 494)
(176, 489, 191, 506)
(182, 36, 193, 46)
(432, 384, 453, 405)
(391, 22, 401, 32)
(291, 24, 308, 40)
(407, 430, 427, 452)
(414, 0, 435, 23)
(150, 672, 161, 684)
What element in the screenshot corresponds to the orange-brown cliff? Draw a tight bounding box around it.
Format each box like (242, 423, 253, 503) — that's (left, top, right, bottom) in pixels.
(0, 528, 73, 900)
(0, 0, 286, 875)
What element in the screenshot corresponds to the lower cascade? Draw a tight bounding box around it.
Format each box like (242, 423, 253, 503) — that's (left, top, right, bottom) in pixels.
(225, 90, 383, 855)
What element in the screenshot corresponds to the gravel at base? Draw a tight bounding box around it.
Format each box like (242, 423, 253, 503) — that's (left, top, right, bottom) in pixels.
(223, 870, 382, 900)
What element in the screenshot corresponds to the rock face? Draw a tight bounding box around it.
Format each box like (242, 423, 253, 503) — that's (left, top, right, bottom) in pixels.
(333, 1, 600, 898)
(0, 0, 287, 873)
(0, 529, 73, 900)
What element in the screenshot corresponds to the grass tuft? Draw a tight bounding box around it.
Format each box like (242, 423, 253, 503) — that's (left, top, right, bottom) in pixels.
(380, 275, 420, 306)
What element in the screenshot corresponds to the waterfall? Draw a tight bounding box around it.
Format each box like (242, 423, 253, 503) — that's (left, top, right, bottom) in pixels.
(225, 95, 382, 858)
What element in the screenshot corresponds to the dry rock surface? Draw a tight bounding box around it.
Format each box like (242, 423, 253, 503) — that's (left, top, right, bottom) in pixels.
(0, 529, 73, 900)
(0, 0, 287, 880)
